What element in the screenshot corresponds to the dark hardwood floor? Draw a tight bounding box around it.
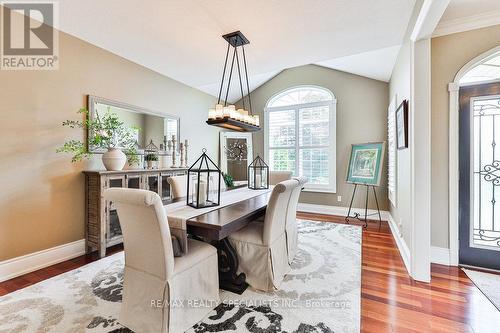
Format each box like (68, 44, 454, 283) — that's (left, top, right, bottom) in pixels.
(1, 213, 499, 332)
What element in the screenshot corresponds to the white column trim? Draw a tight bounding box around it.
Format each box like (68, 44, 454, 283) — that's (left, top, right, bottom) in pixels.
(448, 82, 460, 266)
(411, 0, 450, 41)
(409, 38, 431, 282)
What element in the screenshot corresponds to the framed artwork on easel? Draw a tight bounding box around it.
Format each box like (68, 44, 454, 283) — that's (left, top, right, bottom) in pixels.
(346, 142, 386, 186)
(345, 142, 385, 230)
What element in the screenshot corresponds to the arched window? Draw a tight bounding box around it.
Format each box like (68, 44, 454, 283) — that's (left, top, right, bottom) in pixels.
(460, 53, 500, 85)
(264, 86, 337, 192)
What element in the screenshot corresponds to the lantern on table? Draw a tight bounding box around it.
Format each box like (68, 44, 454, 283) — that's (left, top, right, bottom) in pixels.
(187, 149, 221, 208)
(248, 155, 269, 190)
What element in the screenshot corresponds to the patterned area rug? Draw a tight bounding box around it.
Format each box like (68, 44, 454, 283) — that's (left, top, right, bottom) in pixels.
(0, 220, 361, 332)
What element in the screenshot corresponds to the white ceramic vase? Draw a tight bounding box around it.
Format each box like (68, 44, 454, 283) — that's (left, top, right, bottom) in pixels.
(102, 148, 126, 171)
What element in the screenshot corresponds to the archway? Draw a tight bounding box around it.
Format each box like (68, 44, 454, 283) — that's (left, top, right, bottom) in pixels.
(448, 46, 500, 265)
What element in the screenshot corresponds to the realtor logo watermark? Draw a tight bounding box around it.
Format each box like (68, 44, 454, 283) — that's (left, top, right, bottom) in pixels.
(1, 1, 59, 70)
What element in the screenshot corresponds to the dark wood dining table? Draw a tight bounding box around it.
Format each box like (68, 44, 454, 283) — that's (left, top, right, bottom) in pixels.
(166, 188, 272, 294)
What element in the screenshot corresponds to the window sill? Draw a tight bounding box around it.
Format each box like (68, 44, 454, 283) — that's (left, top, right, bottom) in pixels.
(302, 188, 337, 194)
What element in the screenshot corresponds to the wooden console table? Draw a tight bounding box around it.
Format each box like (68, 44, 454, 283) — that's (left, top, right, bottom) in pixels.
(83, 168, 187, 258)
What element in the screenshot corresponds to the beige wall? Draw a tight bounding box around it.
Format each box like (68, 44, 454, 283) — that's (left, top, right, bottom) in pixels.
(388, 0, 423, 253)
(431, 24, 500, 249)
(242, 64, 389, 210)
(0, 30, 218, 261)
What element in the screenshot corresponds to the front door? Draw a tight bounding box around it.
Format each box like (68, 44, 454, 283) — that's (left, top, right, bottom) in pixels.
(459, 82, 500, 270)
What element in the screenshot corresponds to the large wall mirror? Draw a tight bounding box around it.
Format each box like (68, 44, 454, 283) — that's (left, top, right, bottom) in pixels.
(219, 132, 253, 185)
(87, 95, 180, 153)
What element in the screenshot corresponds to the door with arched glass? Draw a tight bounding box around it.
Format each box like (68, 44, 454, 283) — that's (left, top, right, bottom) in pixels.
(459, 53, 500, 270)
(264, 86, 336, 192)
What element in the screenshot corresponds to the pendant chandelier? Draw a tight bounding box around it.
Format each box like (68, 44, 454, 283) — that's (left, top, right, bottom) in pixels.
(207, 31, 260, 132)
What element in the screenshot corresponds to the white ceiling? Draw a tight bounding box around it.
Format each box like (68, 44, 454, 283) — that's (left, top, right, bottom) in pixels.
(435, 0, 500, 37)
(440, 0, 500, 21)
(315, 45, 401, 82)
(55, 0, 417, 101)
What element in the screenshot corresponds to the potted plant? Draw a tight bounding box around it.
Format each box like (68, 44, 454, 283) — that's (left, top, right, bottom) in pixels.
(223, 172, 234, 188)
(57, 107, 139, 171)
(145, 153, 159, 169)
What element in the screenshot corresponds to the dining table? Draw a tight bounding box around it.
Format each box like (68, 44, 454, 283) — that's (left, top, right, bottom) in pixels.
(163, 186, 273, 294)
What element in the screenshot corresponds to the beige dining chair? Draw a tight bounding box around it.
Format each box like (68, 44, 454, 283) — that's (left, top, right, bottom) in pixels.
(269, 171, 292, 185)
(103, 188, 219, 333)
(228, 179, 297, 291)
(167, 175, 187, 198)
(286, 177, 307, 264)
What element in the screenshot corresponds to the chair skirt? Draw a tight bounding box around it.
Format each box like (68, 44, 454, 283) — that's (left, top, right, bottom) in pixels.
(286, 224, 298, 264)
(229, 233, 290, 291)
(119, 250, 219, 332)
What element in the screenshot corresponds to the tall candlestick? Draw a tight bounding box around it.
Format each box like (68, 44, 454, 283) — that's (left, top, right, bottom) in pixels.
(184, 140, 189, 167)
(179, 142, 184, 168)
(171, 135, 177, 168)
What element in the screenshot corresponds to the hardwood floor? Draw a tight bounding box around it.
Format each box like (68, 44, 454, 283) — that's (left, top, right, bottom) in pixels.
(1, 213, 499, 332)
(299, 212, 500, 333)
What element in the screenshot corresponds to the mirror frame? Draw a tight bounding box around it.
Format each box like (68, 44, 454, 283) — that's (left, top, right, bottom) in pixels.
(87, 95, 180, 153)
(219, 132, 253, 186)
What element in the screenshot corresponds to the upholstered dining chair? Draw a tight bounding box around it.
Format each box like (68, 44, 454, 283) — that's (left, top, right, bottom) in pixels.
(167, 175, 187, 199)
(103, 188, 219, 333)
(269, 171, 292, 185)
(286, 177, 308, 264)
(228, 180, 298, 291)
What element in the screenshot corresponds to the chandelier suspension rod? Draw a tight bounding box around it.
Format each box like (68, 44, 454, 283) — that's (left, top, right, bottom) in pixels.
(242, 44, 253, 115)
(224, 46, 237, 106)
(217, 43, 231, 105)
(235, 46, 246, 110)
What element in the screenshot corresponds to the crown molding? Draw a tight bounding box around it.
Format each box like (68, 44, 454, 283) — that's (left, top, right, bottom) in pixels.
(433, 10, 500, 38)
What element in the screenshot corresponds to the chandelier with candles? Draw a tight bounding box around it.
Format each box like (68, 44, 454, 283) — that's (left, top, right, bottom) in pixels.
(206, 31, 260, 132)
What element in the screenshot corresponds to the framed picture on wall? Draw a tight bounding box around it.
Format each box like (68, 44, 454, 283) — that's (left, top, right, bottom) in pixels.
(396, 100, 409, 149)
(346, 142, 386, 186)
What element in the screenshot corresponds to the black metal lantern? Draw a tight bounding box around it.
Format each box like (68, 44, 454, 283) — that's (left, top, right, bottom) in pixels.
(187, 149, 222, 208)
(248, 155, 269, 190)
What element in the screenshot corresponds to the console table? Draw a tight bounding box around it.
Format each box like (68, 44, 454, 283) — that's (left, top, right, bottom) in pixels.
(83, 168, 188, 258)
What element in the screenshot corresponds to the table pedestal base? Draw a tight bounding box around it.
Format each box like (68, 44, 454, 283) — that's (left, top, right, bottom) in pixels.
(215, 238, 248, 294)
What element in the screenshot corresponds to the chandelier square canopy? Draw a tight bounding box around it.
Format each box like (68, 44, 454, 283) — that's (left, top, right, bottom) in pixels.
(207, 31, 261, 132)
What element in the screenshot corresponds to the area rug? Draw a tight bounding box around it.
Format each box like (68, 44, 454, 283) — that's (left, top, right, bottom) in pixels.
(0, 220, 361, 332)
(463, 268, 500, 311)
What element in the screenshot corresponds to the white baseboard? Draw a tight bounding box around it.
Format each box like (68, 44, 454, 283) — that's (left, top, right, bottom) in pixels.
(297, 203, 390, 221)
(0, 239, 86, 283)
(387, 214, 411, 275)
(431, 246, 451, 266)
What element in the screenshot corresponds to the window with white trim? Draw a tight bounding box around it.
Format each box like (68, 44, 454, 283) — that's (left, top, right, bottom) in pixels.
(264, 86, 336, 192)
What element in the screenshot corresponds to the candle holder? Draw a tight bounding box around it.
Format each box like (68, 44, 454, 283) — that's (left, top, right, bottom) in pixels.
(179, 142, 184, 168)
(171, 135, 177, 168)
(248, 155, 269, 190)
(187, 149, 221, 209)
(184, 139, 189, 168)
